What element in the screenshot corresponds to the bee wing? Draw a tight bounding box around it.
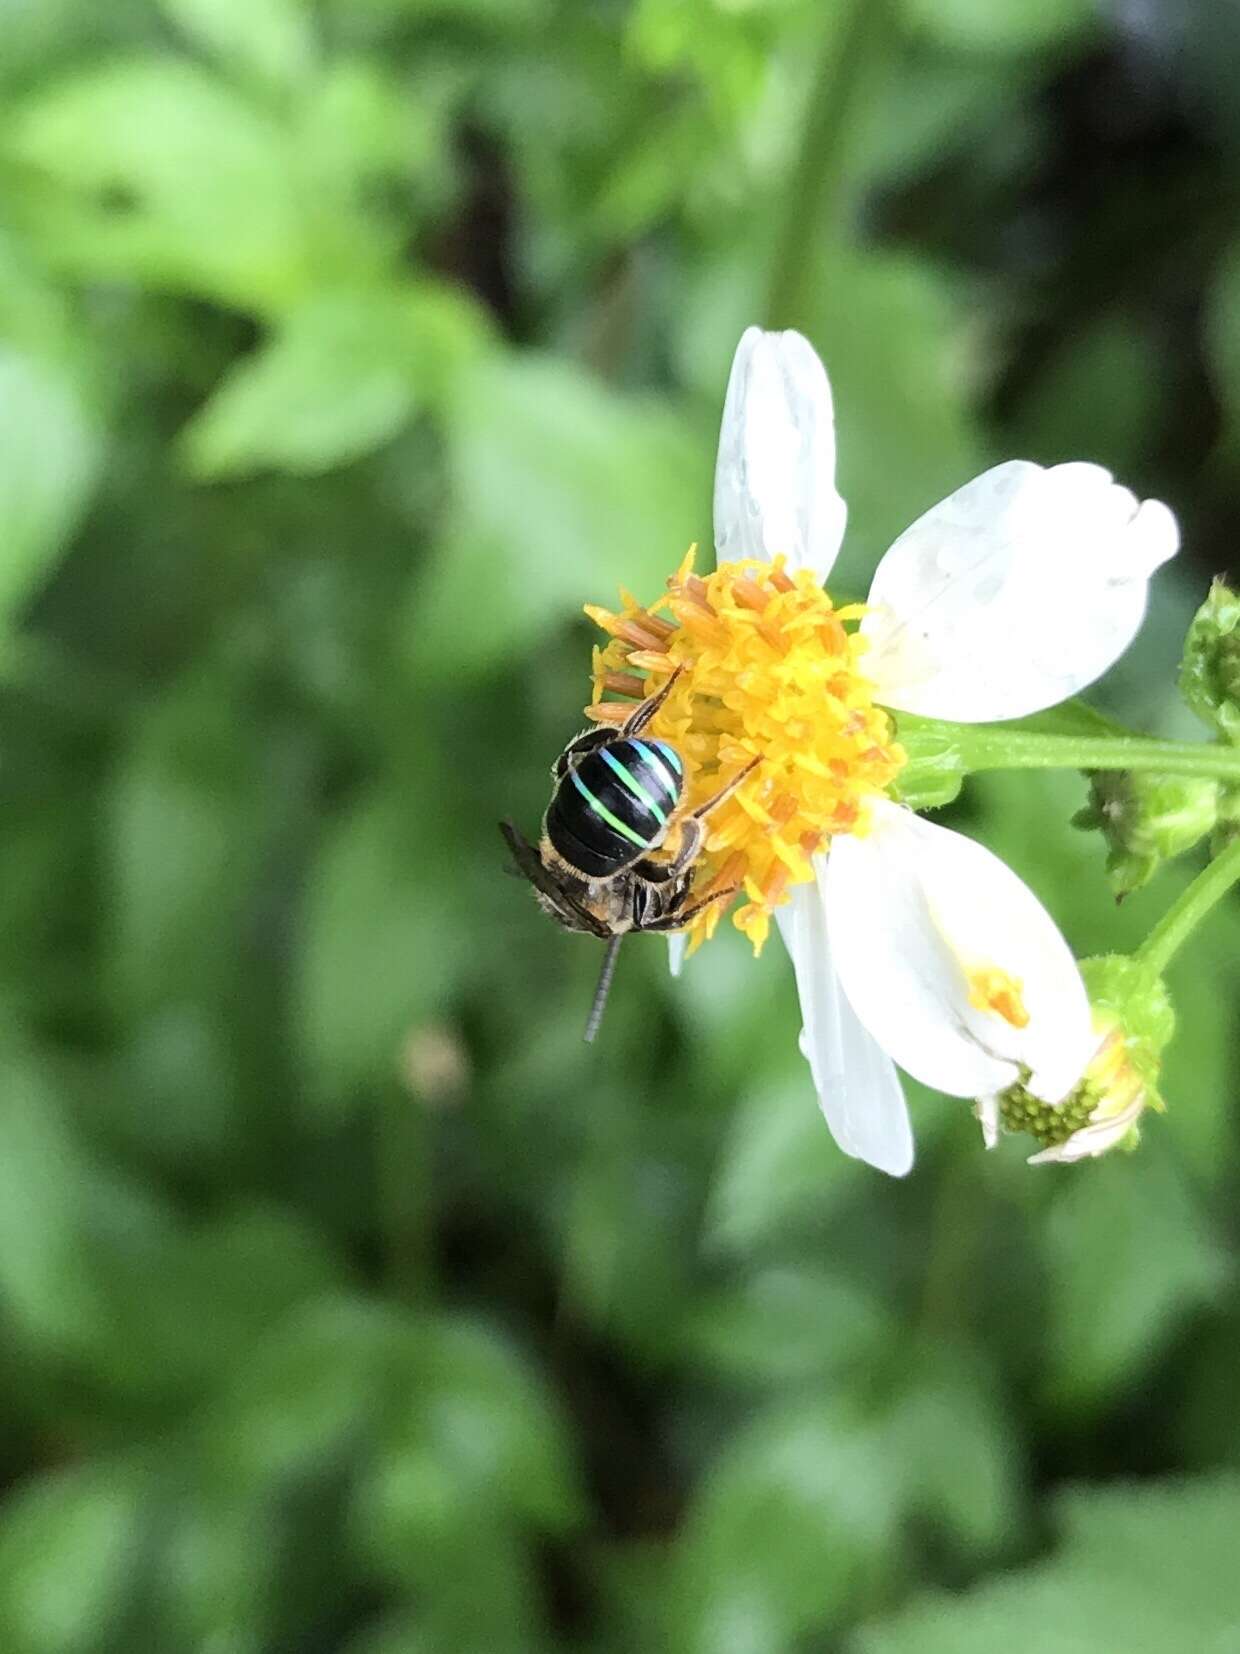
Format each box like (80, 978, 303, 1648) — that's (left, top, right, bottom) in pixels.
(498, 820, 611, 938)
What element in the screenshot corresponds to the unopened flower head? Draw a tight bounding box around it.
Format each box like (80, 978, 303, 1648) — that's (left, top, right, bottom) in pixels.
(580, 328, 1178, 1177)
(1074, 768, 1218, 897)
(1180, 578, 1240, 745)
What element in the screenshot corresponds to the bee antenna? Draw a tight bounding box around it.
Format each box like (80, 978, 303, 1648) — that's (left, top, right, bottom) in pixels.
(583, 934, 624, 1044)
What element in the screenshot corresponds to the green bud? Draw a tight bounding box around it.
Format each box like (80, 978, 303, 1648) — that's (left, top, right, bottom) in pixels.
(1180, 579, 1240, 743)
(1073, 769, 1219, 896)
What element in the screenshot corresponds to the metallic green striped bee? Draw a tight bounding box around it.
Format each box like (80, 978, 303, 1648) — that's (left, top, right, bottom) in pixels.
(501, 669, 755, 1039)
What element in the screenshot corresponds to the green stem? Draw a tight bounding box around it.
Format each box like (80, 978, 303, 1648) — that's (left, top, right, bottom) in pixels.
(1136, 833, 1240, 976)
(922, 726, 1240, 784)
(376, 1079, 430, 1304)
(764, 0, 892, 329)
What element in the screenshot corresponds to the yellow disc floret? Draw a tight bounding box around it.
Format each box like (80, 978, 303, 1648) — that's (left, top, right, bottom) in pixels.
(584, 550, 905, 954)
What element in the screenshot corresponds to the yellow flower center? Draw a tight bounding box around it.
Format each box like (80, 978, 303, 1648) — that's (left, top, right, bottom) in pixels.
(584, 550, 905, 953)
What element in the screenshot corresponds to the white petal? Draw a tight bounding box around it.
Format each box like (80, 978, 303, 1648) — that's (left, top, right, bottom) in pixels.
(713, 327, 848, 582)
(667, 933, 686, 977)
(1027, 1093, 1145, 1164)
(826, 801, 1094, 1104)
(975, 1092, 1001, 1150)
(775, 872, 914, 1177)
(861, 460, 1179, 721)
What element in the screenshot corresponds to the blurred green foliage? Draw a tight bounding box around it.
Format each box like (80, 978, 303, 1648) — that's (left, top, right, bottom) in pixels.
(0, 1, 1239, 1650)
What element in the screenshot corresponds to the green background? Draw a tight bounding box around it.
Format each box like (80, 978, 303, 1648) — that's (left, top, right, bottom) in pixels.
(1, 1, 1239, 1649)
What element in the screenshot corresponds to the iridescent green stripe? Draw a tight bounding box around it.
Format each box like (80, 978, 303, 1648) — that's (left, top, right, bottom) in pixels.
(632, 740, 680, 802)
(602, 747, 667, 825)
(570, 767, 649, 848)
(655, 741, 682, 774)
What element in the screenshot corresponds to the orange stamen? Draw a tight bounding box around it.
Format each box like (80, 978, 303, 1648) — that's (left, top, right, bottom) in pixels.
(603, 671, 648, 698)
(732, 577, 770, 612)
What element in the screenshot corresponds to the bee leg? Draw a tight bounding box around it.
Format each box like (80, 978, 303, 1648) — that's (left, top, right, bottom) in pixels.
(641, 884, 742, 933)
(634, 756, 761, 885)
(498, 820, 612, 938)
(635, 817, 704, 884)
(690, 755, 760, 822)
(553, 667, 685, 777)
(620, 663, 685, 738)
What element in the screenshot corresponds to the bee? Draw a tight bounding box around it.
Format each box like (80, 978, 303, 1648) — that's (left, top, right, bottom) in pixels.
(501, 667, 757, 1040)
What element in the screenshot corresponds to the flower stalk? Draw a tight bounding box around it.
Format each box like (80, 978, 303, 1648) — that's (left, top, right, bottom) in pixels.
(765, 0, 892, 329)
(1135, 832, 1240, 976)
(901, 719, 1240, 785)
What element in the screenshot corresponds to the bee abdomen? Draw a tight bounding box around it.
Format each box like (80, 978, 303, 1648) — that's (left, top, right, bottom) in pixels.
(545, 737, 684, 879)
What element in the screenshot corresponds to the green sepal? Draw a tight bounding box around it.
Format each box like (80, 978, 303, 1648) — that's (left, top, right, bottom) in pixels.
(1079, 954, 1175, 1110)
(889, 717, 966, 810)
(1179, 579, 1240, 743)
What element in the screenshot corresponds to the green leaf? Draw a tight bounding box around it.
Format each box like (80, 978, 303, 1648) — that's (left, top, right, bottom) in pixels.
(706, 1069, 864, 1254)
(1008, 313, 1159, 474)
(344, 1616, 435, 1654)
(885, 1345, 1023, 1558)
(899, 0, 1096, 54)
(411, 1317, 582, 1530)
(9, 58, 316, 312)
(677, 247, 983, 573)
(852, 1476, 1240, 1654)
(157, 0, 316, 90)
(1207, 239, 1240, 443)
(157, 1486, 283, 1653)
(810, 254, 983, 571)
(0, 1054, 123, 1354)
(95, 1205, 344, 1409)
(181, 284, 485, 477)
(295, 789, 473, 1105)
(0, 348, 99, 633)
(411, 349, 711, 680)
(1040, 1149, 1228, 1412)
(106, 670, 271, 1014)
(0, 1460, 147, 1654)
(327, 0, 549, 25)
(349, 1317, 573, 1651)
(354, 1316, 582, 1567)
(682, 1266, 892, 1388)
(671, 1400, 903, 1652)
(198, 1296, 400, 1489)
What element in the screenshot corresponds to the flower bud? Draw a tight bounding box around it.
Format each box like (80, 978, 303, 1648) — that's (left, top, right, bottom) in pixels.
(1073, 770, 1218, 896)
(985, 955, 1174, 1164)
(1180, 579, 1240, 744)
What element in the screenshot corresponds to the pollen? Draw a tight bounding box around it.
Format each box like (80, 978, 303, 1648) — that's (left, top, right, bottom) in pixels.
(585, 549, 905, 952)
(966, 964, 1031, 1029)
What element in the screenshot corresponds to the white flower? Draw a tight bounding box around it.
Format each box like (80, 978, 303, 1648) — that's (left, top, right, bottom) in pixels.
(710, 326, 1179, 1177)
